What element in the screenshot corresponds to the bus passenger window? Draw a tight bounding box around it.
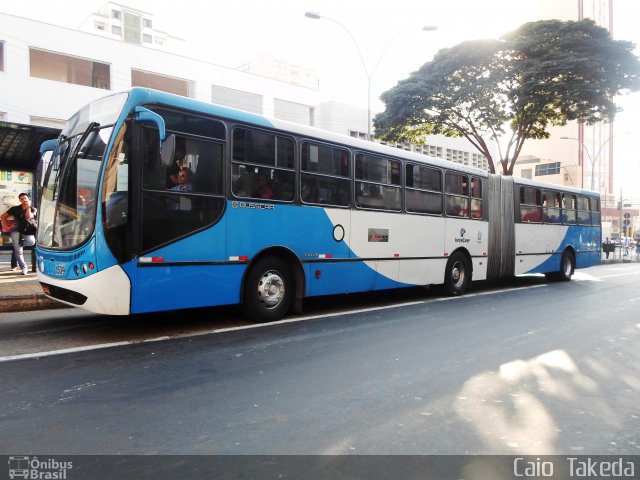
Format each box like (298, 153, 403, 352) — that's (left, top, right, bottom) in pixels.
(542, 190, 561, 223)
(471, 177, 482, 219)
(301, 142, 351, 206)
(520, 187, 541, 222)
(562, 193, 577, 224)
(445, 172, 469, 217)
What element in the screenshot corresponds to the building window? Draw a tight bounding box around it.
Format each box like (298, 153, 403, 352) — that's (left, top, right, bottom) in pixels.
(143, 34, 152, 43)
(29, 48, 110, 89)
(0, 41, 4, 71)
(535, 162, 561, 176)
(143, 19, 153, 28)
(111, 9, 121, 20)
(274, 99, 314, 126)
(211, 85, 262, 114)
(123, 12, 142, 45)
(131, 68, 194, 97)
(112, 25, 122, 36)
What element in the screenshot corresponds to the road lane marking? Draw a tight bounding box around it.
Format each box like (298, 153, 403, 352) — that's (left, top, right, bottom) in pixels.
(0, 283, 548, 364)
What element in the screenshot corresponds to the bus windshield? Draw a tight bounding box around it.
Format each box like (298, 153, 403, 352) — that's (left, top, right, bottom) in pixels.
(38, 93, 127, 249)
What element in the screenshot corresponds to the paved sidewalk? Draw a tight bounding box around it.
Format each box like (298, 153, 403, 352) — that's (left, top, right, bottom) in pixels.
(0, 251, 66, 313)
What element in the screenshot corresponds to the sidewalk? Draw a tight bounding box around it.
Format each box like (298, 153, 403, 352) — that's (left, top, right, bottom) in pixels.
(0, 251, 66, 313)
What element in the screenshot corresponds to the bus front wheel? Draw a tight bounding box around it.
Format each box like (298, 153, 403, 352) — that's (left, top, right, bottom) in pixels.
(444, 252, 471, 296)
(242, 256, 293, 323)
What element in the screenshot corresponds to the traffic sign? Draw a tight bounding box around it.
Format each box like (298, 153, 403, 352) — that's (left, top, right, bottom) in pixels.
(622, 219, 630, 227)
(624, 213, 630, 219)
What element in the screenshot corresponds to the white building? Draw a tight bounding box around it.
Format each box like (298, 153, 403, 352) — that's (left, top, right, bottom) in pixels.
(0, 4, 488, 169)
(79, 1, 185, 52)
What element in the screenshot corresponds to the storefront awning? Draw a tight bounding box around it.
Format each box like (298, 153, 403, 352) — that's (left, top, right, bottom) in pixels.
(0, 122, 61, 172)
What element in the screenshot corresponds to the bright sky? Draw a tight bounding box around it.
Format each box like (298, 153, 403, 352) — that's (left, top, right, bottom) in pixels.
(2, 0, 639, 197)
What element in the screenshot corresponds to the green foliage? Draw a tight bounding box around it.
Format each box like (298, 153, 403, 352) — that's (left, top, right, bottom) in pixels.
(374, 19, 640, 175)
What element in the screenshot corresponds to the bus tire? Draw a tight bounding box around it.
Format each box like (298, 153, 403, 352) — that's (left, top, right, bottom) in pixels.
(242, 256, 293, 323)
(545, 250, 575, 282)
(557, 250, 575, 281)
(444, 252, 471, 296)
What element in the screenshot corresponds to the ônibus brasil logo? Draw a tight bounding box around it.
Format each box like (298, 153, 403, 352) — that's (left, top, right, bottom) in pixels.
(8, 456, 73, 479)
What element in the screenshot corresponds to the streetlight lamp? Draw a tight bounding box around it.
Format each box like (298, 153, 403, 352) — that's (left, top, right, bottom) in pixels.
(305, 11, 437, 140)
(560, 135, 615, 192)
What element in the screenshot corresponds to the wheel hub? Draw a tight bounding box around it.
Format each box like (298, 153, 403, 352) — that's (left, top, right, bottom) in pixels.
(257, 271, 285, 308)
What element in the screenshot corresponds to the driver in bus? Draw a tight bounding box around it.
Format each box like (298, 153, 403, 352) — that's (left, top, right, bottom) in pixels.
(170, 168, 193, 192)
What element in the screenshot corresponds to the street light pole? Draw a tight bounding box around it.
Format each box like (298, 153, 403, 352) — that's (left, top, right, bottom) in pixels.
(560, 136, 615, 192)
(305, 12, 436, 140)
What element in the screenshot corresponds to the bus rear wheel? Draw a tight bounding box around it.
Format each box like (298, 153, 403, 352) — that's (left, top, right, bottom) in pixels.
(242, 256, 293, 323)
(444, 252, 471, 296)
(547, 250, 575, 282)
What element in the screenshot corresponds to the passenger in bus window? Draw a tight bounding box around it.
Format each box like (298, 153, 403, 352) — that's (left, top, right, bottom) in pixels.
(166, 145, 188, 188)
(170, 168, 193, 192)
(252, 173, 273, 199)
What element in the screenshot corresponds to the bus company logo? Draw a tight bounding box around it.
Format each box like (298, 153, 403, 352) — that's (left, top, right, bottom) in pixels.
(8, 456, 73, 479)
(455, 228, 470, 243)
(232, 201, 275, 211)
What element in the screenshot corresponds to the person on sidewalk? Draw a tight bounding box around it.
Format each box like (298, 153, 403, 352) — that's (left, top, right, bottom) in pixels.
(1, 214, 19, 270)
(0, 193, 37, 275)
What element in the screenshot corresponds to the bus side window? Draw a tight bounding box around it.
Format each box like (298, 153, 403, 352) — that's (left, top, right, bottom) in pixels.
(232, 128, 295, 202)
(445, 172, 469, 217)
(520, 187, 542, 223)
(470, 177, 483, 219)
(542, 190, 561, 223)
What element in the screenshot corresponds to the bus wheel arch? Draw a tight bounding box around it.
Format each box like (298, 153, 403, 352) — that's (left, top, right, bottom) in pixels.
(241, 247, 304, 322)
(444, 249, 472, 296)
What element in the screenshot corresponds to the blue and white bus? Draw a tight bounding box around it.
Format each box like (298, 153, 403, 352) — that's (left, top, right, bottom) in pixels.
(36, 88, 601, 322)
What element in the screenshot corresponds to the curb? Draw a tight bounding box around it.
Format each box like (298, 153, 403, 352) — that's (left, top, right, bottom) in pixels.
(0, 294, 68, 313)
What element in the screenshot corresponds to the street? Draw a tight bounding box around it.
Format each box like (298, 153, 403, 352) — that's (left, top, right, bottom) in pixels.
(0, 263, 639, 455)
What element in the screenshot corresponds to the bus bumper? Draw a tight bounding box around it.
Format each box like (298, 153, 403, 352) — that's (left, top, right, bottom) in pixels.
(38, 265, 131, 315)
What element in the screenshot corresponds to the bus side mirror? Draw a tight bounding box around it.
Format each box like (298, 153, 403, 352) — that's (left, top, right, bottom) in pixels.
(133, 106, 166, 141)
(133, 107, 174, 167)
(160, 134, 175, 167)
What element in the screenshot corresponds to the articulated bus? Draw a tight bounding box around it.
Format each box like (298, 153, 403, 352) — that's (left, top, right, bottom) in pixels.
(36, 88, 602, 322)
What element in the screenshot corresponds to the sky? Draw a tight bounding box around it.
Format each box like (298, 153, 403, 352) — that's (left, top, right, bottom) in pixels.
(1, 0, 639, 197)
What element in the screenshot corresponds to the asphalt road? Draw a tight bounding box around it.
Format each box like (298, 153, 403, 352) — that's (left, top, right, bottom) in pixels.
(0, 264, 639, 455)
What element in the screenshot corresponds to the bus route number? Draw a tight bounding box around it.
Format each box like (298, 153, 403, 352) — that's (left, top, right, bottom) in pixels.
(55, 264, 66, 276)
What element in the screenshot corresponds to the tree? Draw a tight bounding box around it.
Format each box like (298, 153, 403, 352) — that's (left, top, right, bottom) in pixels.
(374, 19, 640, 175)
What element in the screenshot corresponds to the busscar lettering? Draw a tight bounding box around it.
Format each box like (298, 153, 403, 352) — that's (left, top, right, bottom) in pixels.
(234, 201, 275, 210)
